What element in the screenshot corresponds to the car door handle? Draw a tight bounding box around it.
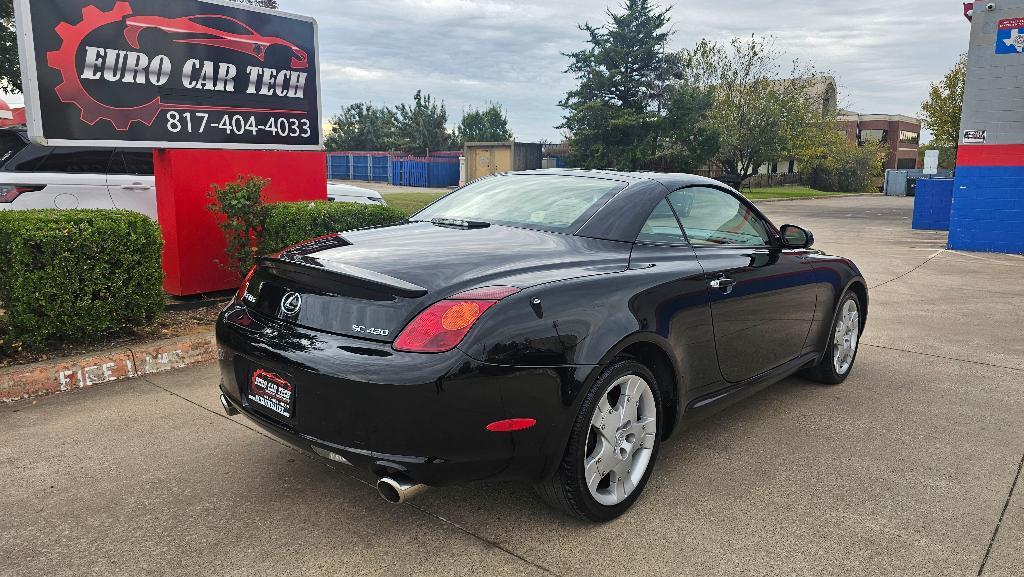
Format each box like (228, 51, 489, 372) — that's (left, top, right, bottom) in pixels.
(709, 277, 737, 292)
(120, 183, 150, 190)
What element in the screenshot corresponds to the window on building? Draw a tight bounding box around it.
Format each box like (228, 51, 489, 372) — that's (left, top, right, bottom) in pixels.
(897, 158, 917, 169)
(770, 162, 779, 174)
(859, 129, 888, 146)
(788, 159, 796, 174)
(899, 131, 920, 146)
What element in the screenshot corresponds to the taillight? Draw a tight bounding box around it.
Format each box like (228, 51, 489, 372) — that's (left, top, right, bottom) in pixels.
(394, 286, 520, 353)
(0, 184, 45, 203)
(235, 265, 257, 303)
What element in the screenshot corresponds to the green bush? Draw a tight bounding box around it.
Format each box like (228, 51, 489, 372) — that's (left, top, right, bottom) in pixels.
(798, 129, 887, 193)
(0, 210, 164, 353)
(207, 175, 269, 280)
(261, 201, 407, 254)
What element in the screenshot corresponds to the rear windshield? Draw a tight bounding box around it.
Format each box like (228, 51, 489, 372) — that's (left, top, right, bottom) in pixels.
(412, 174, 624, 233)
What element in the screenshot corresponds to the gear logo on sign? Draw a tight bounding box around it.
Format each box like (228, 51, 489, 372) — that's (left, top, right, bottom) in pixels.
(47, 3, 164, 130)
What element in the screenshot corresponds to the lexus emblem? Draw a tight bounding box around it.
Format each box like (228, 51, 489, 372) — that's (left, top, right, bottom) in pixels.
(280, 292, 302, 316)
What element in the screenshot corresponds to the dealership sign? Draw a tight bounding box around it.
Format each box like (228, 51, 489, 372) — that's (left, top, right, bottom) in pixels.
(13, 0, 321, 149)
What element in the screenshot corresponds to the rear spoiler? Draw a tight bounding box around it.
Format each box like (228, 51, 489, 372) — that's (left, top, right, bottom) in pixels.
(259, 255, 428, 299)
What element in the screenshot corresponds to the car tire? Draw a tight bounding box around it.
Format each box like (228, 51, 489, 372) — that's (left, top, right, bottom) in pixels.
(535, 359, 662, 522)
(802, 291, 863, 385)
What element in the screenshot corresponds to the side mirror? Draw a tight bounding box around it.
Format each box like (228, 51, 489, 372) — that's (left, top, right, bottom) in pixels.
(780, 224, 814, 249)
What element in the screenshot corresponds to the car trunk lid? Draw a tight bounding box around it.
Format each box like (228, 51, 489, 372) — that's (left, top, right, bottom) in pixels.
(243, 222, 631, 341)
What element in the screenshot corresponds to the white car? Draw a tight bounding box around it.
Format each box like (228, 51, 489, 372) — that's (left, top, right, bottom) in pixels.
(326, 182, 386, 205)
(0, 129, 159, 218)
(0, 129, 385, 220)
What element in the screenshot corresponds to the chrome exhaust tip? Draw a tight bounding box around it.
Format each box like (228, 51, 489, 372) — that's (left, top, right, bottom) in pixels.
(219, 393, 239, 416)
(377, 475, 427, 504)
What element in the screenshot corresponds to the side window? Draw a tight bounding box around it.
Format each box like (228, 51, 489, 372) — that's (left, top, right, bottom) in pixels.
(668, 187, 772, 246)
(34, 147, 114, 174)
(111, 149, 155, 176)
(636, 199, 686, 244)
(5, 144, 52, 172)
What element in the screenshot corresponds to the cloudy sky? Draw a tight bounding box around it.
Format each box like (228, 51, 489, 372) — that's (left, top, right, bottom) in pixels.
(1, 0, 967, 142)
(282, 0, 968, 143)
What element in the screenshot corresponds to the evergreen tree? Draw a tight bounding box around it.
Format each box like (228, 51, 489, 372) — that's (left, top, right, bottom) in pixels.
(560, 0, 718, 171)
(324, 103, 399, 152)
(394, 90, 454, 155)
(455, 103, 513, 146)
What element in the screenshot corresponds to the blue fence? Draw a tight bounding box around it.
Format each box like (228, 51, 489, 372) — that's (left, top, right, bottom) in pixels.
(326, 154, 390, 182)
(328, 153, 460, 187)
(390, 158, 461, 188)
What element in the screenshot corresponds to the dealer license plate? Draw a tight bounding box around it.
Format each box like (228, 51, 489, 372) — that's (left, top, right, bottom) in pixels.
(248, 369, 294, 419)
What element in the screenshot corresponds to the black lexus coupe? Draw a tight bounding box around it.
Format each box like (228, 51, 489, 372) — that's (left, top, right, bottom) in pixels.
(216, 170, 867, 521)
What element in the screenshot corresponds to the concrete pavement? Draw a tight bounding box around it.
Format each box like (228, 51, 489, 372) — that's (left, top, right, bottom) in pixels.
(1, 195, 1022, 577)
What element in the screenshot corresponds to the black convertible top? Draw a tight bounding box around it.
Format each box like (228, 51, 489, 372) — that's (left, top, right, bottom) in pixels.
(511, 168, 729, 191)
(500, 169, 759, 244)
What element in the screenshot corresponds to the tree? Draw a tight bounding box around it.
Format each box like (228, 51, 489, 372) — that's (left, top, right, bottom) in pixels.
(796, 123, 886, 192)
(394, 90, 454, 155)
(0, 0, 20, 93)
(455, 103, 513, 146)
(653, 83, 720, 172)
(921, 54, 966, 159)
(324, 103, 399, 152)
(559, 0, 678, 170)
(682, 36, 831, 182)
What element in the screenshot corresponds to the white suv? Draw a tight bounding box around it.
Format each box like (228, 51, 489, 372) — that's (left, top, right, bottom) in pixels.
(0, 128, 158, 218)
(0, 128, 387, 219)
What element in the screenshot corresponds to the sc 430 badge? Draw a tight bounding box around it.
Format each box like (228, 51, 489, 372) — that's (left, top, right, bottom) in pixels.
(352, 325, 389, 337)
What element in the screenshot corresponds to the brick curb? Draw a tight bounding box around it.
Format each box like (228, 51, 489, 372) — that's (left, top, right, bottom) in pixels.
(0, 332, 217, 403)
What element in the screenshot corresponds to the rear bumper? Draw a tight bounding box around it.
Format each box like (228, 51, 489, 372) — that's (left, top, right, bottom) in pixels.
(216, 304, 594, 486)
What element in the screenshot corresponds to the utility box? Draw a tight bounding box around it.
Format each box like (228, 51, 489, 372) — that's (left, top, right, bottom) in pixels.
(463, 142, 542, 182)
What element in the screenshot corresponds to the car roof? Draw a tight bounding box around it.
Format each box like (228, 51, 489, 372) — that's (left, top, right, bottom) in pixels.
(497, 168, 759, 244)
(506, 168, 730, 190)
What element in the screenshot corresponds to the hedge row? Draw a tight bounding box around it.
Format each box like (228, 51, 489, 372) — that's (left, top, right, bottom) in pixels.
(0, 200, 405, 353)
(0, 210, 164, 352)
(260, 201, 407, 254)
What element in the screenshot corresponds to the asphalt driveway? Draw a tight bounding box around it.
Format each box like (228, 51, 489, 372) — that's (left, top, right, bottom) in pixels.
(1, 195, 1022, 577)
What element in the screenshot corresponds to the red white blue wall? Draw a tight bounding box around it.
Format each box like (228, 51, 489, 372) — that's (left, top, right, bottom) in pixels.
(950, 146, 1024, 253)
(952, 2, 1024, 254)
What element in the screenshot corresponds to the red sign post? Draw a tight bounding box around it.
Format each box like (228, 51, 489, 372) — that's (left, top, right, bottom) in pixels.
(155, 149, 326, 295)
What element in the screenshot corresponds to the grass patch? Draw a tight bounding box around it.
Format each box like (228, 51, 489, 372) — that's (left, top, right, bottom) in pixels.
(382, 192, 447, 216)
(743, 186, 847, 200)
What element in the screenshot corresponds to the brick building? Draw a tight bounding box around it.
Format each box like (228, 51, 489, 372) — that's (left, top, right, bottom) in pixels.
(837, 112, 921, 170)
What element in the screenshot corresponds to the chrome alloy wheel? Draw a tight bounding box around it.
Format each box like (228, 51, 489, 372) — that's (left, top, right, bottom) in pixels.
(833, 298, 860, 376)
(584, 374, 657, 506)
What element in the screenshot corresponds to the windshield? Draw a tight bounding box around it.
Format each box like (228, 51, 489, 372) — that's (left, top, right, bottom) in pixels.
(412, 174, 624, 233)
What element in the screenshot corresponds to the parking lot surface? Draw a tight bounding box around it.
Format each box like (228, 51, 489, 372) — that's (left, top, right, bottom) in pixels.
(1, 195, 1022, 577)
